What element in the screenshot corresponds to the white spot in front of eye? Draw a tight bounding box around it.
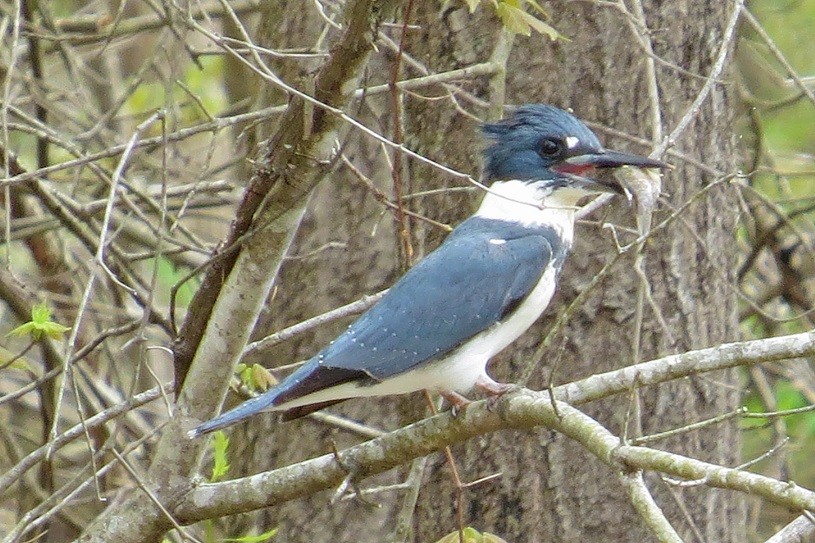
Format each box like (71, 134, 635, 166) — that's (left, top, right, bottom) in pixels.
(565, 136, 580, 149)
(489, 238, 507, 245)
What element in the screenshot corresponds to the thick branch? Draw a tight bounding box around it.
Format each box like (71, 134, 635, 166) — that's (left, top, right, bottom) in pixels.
(555, 330, 815, 404)
(172, 0, 397, 389)
(172, 331, 815, 521)
(174, 389, 815, 521)
(619, 472, 683, 543)
(764, 515, 815, 543)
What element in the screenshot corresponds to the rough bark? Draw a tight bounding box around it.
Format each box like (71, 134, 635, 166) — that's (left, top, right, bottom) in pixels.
(222, 1, 746, 542)
(410, 2, 746, 542)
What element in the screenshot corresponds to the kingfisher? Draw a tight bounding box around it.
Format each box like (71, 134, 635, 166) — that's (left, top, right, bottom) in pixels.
(189, 104, 668, 437)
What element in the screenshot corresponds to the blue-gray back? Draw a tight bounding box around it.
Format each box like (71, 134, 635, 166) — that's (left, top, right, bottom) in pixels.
(314, 217, 567, 380)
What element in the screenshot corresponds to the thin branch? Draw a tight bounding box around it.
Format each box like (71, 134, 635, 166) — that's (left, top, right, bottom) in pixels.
(112, 449, 201, 543)
(242, 290, 388, 360)
(0, 384, 172, 496)
(49, 111, 164, 447)
(3, 424, 166, 543)
(741, 7, 815, 110)
(555, 330, 815, 405)
(652, 0, 742, 157)
(619, 471, 683, 543)
(0, 104, 288, 187)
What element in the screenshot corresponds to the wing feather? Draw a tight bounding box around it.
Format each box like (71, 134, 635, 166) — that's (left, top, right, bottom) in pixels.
(315, 218, 562, 379)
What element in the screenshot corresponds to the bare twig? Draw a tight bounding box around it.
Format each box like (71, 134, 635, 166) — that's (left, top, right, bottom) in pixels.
(620, 471, 683, 543)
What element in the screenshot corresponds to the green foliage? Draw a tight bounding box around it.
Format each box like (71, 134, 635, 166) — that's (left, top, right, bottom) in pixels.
(235, 363, 277, 392)
(209, 431, 231, 483)
(459, 0, 562, 39)
(223, 528, 278, 543)
(735, 7, 815, 535)
(154, 257, 197, 308)
(745, 0, 815, 202)
(492, 0, 559, 38)
(127, 56, 228, 125)
(773, 381, 814, 437)
(434, 527, 508, 543)
(7, 302, 70, 341)
(763, 101, 815, 153)
(741, 379, 815, 491)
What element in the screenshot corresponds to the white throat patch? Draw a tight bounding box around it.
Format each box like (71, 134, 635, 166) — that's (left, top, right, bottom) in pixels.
(474, 180, 578, 244)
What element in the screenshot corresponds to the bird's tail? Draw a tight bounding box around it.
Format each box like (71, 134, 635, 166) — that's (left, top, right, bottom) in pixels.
(187, 391, 280, 438)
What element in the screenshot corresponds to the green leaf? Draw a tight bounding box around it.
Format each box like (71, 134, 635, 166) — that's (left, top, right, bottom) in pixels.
(251, 364, 277, 391)
(237, 363, 277, 392)
(237, 362, 253, 389)
(494, 2, 531, 35)
(464, 0, 481, 13)
(434, 527, 509, 543)
(210, 431, 230, 482)
(492, 0, 562, 39)
(7, 302, 71, 341)
(513, 8, 561, 40)
(223, 528, 278, 543)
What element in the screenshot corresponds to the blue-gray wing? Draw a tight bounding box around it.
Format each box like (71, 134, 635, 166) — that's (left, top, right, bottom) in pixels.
(316, 218, 563, 380)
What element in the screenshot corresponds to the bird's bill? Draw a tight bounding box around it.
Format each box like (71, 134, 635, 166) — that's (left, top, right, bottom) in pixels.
(553, 149, 670, 194)
(564, 149, 670, 170)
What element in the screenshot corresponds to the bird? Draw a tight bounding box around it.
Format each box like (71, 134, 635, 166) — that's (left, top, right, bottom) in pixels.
(189, 104, 669, 438)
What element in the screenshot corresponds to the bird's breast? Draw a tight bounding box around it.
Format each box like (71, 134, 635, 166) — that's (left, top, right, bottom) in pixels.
(472, 261, 561, 357)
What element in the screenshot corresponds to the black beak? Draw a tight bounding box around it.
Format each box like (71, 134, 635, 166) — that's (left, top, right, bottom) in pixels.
(555, 149, 670, 194)
(564, 149, 670, 170)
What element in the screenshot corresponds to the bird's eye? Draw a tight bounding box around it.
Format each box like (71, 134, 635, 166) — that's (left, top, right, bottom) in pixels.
(539, 137, 563, 158)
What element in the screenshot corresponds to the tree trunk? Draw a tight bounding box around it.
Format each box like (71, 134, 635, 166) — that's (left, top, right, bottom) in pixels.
(228, 1, 746, 541)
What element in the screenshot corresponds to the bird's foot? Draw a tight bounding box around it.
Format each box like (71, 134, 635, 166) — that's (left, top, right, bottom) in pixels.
(475, 376, 519, 411)
(439, 390, 473, 417)
(329, 441, 379, 508)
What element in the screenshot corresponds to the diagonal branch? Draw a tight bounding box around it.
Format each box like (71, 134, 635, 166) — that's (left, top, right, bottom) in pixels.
(174, 331, 815, 521)
(172, 0, 399, 389)
(76, 1, 398, 541)
(174, 389, 815, 522)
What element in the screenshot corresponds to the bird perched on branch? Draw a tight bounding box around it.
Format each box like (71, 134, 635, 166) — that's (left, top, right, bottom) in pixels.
(189, 104, 668, 438)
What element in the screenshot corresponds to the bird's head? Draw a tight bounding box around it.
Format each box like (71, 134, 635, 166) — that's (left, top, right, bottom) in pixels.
(482, 104, 668, 202)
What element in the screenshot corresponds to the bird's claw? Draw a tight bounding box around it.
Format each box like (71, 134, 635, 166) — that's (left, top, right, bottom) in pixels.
(439, 390, 472, 417)
(478, 381, 521, 412)
(329, 441, 380, 508)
